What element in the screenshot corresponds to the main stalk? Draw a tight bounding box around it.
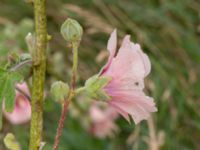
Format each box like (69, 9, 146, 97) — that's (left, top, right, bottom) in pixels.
(29, 0, 47, 149)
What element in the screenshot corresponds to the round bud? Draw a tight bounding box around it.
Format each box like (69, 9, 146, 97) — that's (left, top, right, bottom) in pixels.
(60, 18, 83, 43)
(50, 81, 69, 102)
(4, 133, 21, 150)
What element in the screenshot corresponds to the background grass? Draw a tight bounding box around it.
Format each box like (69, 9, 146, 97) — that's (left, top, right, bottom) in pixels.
(0, 0, 200, 149)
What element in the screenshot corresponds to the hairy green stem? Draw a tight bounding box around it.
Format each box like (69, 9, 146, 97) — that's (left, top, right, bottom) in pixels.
(29, 0, 47, 149)
(71, 43, 78, 90)
(53, 43, 79, 150)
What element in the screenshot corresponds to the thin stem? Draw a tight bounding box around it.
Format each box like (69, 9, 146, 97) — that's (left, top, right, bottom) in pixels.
(71, 43, 78, 90)
(53, 43, 79, 150)
(52, 92, 72, 150)
(29, 0, 47, 149)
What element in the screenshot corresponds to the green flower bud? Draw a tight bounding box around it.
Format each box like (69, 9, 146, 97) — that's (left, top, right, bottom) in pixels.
(50, 81, 69, 102)
(4, 133, 21, 150)
(84, 75, 112, 101)
(60, 18, 83, 43)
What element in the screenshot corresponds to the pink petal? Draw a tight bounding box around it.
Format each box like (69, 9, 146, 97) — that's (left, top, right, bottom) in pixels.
(90, 104, 106, 122)
(103, 36, 151, 80)
(108, 93, 157, 124)
(109, 101, 130, 122)
(131, 43, 151, 76)
(107, 29, 117, 55)
(142, 53, 151, 76)
(4, 96, 31, 124)
(120, 35, 131, 49)
(100, 29, 117, 75)
(89, 102, 119, 138)
(91, 120, 118, 138)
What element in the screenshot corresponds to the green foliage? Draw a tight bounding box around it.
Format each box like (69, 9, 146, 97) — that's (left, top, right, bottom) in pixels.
(0, 0, 200, 149)
(0, 68, 22, 129)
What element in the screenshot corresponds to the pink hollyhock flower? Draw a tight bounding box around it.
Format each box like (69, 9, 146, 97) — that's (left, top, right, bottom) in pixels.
(3, 83, 31, 124)
(99, 29, 157, 124)
(89, 102, 118, 138)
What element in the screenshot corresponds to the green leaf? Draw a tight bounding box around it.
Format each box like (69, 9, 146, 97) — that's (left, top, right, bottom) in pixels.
(0, 100, 3, 130)
(0, 69, 23, 121)
(0, 69, 7, 129)
(0, 69, 22, 129)
(4, 79, 16, 112)
(0, 68, 6, 74)
(0, 69, 7, 104)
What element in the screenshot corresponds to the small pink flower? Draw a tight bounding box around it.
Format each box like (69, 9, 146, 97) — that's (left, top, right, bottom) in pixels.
(100, 29, 157, 124)
(89, 102, 118, 138)
(3, 83, 31, 125)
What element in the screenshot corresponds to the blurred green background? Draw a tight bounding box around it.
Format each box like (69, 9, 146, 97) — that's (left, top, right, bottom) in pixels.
(0, 0, 200, 149)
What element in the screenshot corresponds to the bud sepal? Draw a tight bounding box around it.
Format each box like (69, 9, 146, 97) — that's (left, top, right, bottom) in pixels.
(84, 75, 112, 101)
